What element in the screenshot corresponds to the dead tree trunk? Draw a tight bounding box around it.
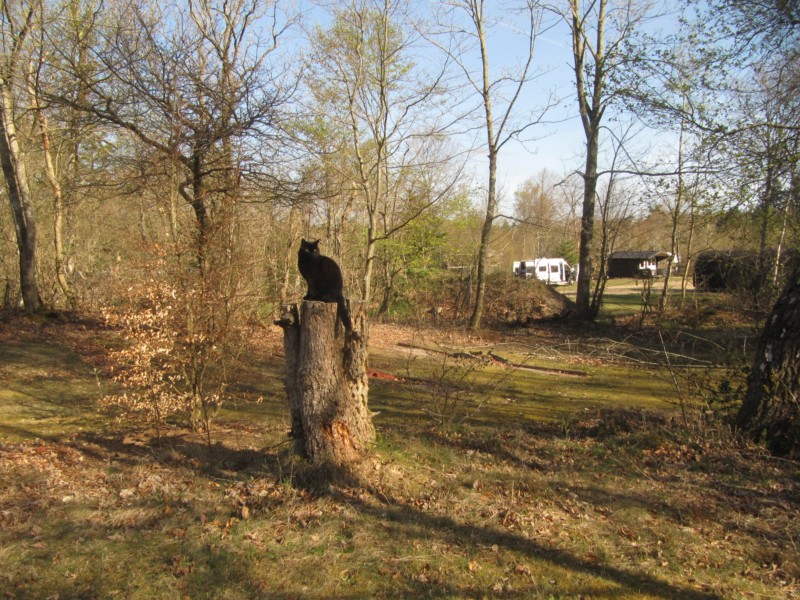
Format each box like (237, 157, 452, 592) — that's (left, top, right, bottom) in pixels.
(278, 300, 374, 466)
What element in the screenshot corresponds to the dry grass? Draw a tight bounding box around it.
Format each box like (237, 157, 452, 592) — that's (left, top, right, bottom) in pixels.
(0, 313, 797, 599)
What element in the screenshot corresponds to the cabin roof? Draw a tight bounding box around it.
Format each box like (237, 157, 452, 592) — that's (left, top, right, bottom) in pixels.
(609, 250, 672, 261)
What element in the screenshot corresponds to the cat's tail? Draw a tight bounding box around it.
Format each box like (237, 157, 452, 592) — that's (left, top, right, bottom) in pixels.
(336, 295, 354, 333)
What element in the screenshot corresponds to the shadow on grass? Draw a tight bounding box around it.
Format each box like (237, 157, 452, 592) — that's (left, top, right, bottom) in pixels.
(19, 416, 785, 599)
(73, 429, 289, 477)
(328, 485, 722, 600)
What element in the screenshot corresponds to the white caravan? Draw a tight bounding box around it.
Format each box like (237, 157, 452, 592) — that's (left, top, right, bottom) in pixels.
(512, 258, 573, 285)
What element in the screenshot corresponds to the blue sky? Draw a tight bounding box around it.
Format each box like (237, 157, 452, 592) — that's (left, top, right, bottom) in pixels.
(458, 0, 685, 209)
(460, 4, 588, 206)
(298, 0, 685, 211)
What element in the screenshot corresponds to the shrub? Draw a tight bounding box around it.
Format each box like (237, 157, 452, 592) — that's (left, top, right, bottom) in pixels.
(100, 281, 226, 443)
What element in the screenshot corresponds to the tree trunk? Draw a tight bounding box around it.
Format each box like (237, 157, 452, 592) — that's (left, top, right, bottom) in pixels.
(570, 0, 607, 321)
(29, 70, 74, 307)
(469, 5, 497, 332)
(376, 261, 395, 316)
(576, 131, 599, 319)
(469, 171, 496, 330)
(363, 208, 378, 304)
(278, 300, 374, 466)
(736, 263, 800, 456)
(679, 193, 696, 308)
(0, 82, 41, 314)
(278, 204, 299, 307)
(590, 210, 609, 312)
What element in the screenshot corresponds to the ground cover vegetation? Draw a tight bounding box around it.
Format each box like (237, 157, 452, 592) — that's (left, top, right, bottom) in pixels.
(1, 0, 799, 597)
(0, 305, 797, 599)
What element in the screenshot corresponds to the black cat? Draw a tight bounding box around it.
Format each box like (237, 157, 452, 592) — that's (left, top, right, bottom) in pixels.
(297, 239, 354, 334)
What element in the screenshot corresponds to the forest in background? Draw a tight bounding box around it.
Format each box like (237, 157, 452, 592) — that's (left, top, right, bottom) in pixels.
(1, 0, 799, 451)
(1, 0, 798, 319)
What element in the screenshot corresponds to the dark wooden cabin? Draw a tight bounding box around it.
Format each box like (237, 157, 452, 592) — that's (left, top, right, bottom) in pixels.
(607, 250, 673, 278)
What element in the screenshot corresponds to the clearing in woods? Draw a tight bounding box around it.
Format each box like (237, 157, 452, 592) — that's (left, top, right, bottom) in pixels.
(0, 298, 797, 599)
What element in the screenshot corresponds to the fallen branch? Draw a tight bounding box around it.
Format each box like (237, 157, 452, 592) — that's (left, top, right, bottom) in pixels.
(397, 342, 588, 377)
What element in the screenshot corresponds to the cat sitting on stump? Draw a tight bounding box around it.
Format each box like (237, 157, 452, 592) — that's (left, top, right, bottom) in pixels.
(297, 239, 358, 340)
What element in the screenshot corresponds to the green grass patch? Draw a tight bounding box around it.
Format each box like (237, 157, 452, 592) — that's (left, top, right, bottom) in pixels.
(368, 342, 677, 431)
(0, 341, 109, 441)
(600, 291, 646, 316)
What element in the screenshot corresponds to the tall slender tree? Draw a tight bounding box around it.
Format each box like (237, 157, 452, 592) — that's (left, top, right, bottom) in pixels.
(27, 0, 79, 307)
(555, 0, 660, 320)
(0, 0, 41, 313)
(431, 0, 550, 330)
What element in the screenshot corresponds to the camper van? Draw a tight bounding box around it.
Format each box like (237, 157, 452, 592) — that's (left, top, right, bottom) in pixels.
(513, 258, 573, 285)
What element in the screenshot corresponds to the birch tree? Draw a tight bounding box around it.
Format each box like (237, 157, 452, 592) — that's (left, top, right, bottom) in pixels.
(737, 262, 800, 456)
(0, 0, 40, 313)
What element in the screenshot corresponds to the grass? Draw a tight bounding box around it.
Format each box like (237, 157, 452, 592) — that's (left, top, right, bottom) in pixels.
(558, 278, 700, 319)
(0, 311, 797, 599)
(0, 339, 109, 441)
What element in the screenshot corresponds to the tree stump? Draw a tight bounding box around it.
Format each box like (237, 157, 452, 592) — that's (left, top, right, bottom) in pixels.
(277, 300, 375, 466)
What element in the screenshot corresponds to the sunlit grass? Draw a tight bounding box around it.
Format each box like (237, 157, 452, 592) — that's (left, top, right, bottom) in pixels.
(0, 313, 795, 599)
(0, 341, 109, 442)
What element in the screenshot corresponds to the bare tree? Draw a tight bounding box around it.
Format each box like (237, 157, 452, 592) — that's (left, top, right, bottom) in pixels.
(44, 0, 299, 433)
(305, 0, 457, 304)
(653, 95, 712, 313)
(26, 0, 81, 307)
(0, 0, 41, 313)
(29, 0, 110, 310)
(431, 0, 551, 330)
(372, 139, 462, 315)
(591, 158, 636, 313)
(512, 170, 560, 257)
(553, 0, 660, 320)
(50, 0, 296, 267)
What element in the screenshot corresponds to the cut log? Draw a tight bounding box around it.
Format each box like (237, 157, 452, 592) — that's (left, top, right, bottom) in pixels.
(277, 300, 374, 465)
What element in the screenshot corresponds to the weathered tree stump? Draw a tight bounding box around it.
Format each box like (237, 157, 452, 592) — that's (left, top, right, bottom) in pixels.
(277, 300, 374, 466)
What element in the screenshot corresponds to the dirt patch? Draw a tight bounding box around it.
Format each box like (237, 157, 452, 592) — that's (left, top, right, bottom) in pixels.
(481, 273, 574, 326)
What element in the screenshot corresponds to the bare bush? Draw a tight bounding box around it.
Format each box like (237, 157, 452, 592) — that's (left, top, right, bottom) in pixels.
(101, 283, 197, 441)
(403, 347, 513, 428)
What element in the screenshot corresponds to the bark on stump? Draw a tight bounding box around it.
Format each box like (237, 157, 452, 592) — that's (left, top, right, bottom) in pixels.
(278, 300, 374, 466)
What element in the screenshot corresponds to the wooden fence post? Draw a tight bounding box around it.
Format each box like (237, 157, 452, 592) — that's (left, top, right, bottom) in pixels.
(277, 300, 374, 466)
